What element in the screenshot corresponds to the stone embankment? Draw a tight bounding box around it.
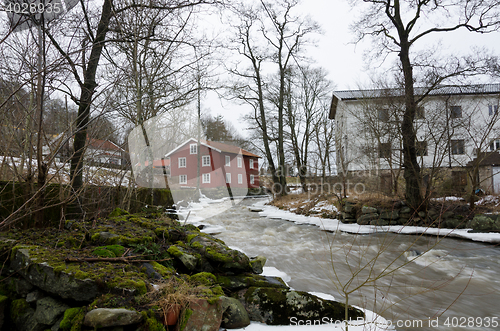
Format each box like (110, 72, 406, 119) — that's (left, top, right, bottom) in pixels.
(341, 200, 500, 232)
(0, 207, 362, 330)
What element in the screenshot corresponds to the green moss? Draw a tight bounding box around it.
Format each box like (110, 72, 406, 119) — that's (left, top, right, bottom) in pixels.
(0, 295, 8, 304)
(190, 241, 203, 250)
(186, 234, 198, 243)
(190, 272, 216, 286)
(70, 310, 85, 331)
(109, 207, 129, 218)
(141, 311, 166, 331)
(167, 246, 182, 258)
(150, 261, 174, 277)
(179, 308, 193, 331)
(59, 307, 83, 331)
(115, 279, 147, 295)
(92, 248, 115, 258)
(205, 247, 232, 263)
(92, 245, 125, 258)
(10, 298, 30, 320)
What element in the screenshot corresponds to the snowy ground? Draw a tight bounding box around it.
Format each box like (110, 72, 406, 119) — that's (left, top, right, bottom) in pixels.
(253, 199, 500, 244)
(1, 156, 132, 186)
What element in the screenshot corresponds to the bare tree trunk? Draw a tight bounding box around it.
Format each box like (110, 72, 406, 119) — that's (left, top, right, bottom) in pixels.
(70, 0, 113, 193)
(398, 32, 423, 209)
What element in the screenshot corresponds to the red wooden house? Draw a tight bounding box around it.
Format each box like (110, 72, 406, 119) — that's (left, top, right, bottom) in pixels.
(165, 138, 260, 189)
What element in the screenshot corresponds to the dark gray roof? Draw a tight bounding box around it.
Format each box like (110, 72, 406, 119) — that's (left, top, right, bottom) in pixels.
(333, 83, 500, 101)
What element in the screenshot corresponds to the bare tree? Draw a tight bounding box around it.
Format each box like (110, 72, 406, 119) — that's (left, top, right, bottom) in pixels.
(228, 0, 319, 195)
(351, 0, 500, 210)
(282, 66, 333, 192)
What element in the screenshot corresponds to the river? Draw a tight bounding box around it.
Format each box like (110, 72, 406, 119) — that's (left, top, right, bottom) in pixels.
(180, 197, 500, 330)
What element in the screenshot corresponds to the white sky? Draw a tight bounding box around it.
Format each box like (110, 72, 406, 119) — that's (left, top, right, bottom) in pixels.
(203, 0, 500, 136)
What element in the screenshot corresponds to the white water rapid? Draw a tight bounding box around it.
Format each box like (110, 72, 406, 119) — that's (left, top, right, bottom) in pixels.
(179, 197, 500, 331)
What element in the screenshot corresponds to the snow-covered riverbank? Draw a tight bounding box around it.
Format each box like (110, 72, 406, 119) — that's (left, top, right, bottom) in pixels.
(254, 199, 500, 244)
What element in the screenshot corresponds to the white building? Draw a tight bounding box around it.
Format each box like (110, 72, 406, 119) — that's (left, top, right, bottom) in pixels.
(329, 84, 500, 192)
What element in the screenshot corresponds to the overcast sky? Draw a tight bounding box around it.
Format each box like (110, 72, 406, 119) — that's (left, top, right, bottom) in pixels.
(203, 0, 500, 137)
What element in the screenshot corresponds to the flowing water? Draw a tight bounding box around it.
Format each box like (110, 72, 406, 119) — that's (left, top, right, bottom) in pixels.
(181, 197, 500, 330)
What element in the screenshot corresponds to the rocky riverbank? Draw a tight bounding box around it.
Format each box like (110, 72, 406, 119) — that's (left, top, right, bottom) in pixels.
(0, 207, 362, 330)
(271, 192, 500, 233)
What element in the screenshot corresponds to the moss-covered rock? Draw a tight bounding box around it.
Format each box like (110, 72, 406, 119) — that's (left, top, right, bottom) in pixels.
(190, 235, 251, 272)
(108, 207, 130, 218)
(191, 272, 217, 286)
(59, 307, 84, 331)
(92, 245, 126, 258)
(216, 274, 287, 291)
(167, 245, 199, 271)
(249, 255, 266, 274)
(234, 287, 364, 325)
(220, 296, 250, 329)
(10, 245, 149, 301)
(83, 308, 143, 328)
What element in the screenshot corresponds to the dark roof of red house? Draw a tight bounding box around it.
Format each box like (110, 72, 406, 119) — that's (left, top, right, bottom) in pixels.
(165, 138, 260, 158)
(87, 138, 124, 153)
(201, 140, 260, 158)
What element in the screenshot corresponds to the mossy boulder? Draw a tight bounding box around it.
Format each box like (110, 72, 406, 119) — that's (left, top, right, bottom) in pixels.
(234, 287, 364, 325)
(249, 255, 266, 274)
(10, 298, 42, 331)
(33, 296, 69, 325)
(92, 245, 126, 258)
(470, 214, 500, 232)
(189, 234, 252, 272)
(10, 246, 100, 302)
(83, 308, 143, 328)
(10, 245, 149, 301)
(220, 296, 250, 329)
(167, 245, 199, 271)
(216, 274, 288, 292)
(191, 272, 217, 286)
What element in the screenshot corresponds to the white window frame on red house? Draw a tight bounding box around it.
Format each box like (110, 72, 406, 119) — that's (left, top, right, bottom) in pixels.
(238, 174, 243, 184)
(237, 157, 242, 168)
(226, 173, 231, 183)
(190, 143, 197, 154)
(202, 173, 210, 183)
(249, 159, 255, 169)
(225, 155, 231, 166)
(250, 174, 255, 184)
(202, 155, 210, 167)
(179, 175, 187, 184)
(178, 157, 186, 168)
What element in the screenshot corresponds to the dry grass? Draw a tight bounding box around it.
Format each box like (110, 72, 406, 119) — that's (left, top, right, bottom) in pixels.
(146, 277, 201, 323)
(271, 192, 340, 217)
